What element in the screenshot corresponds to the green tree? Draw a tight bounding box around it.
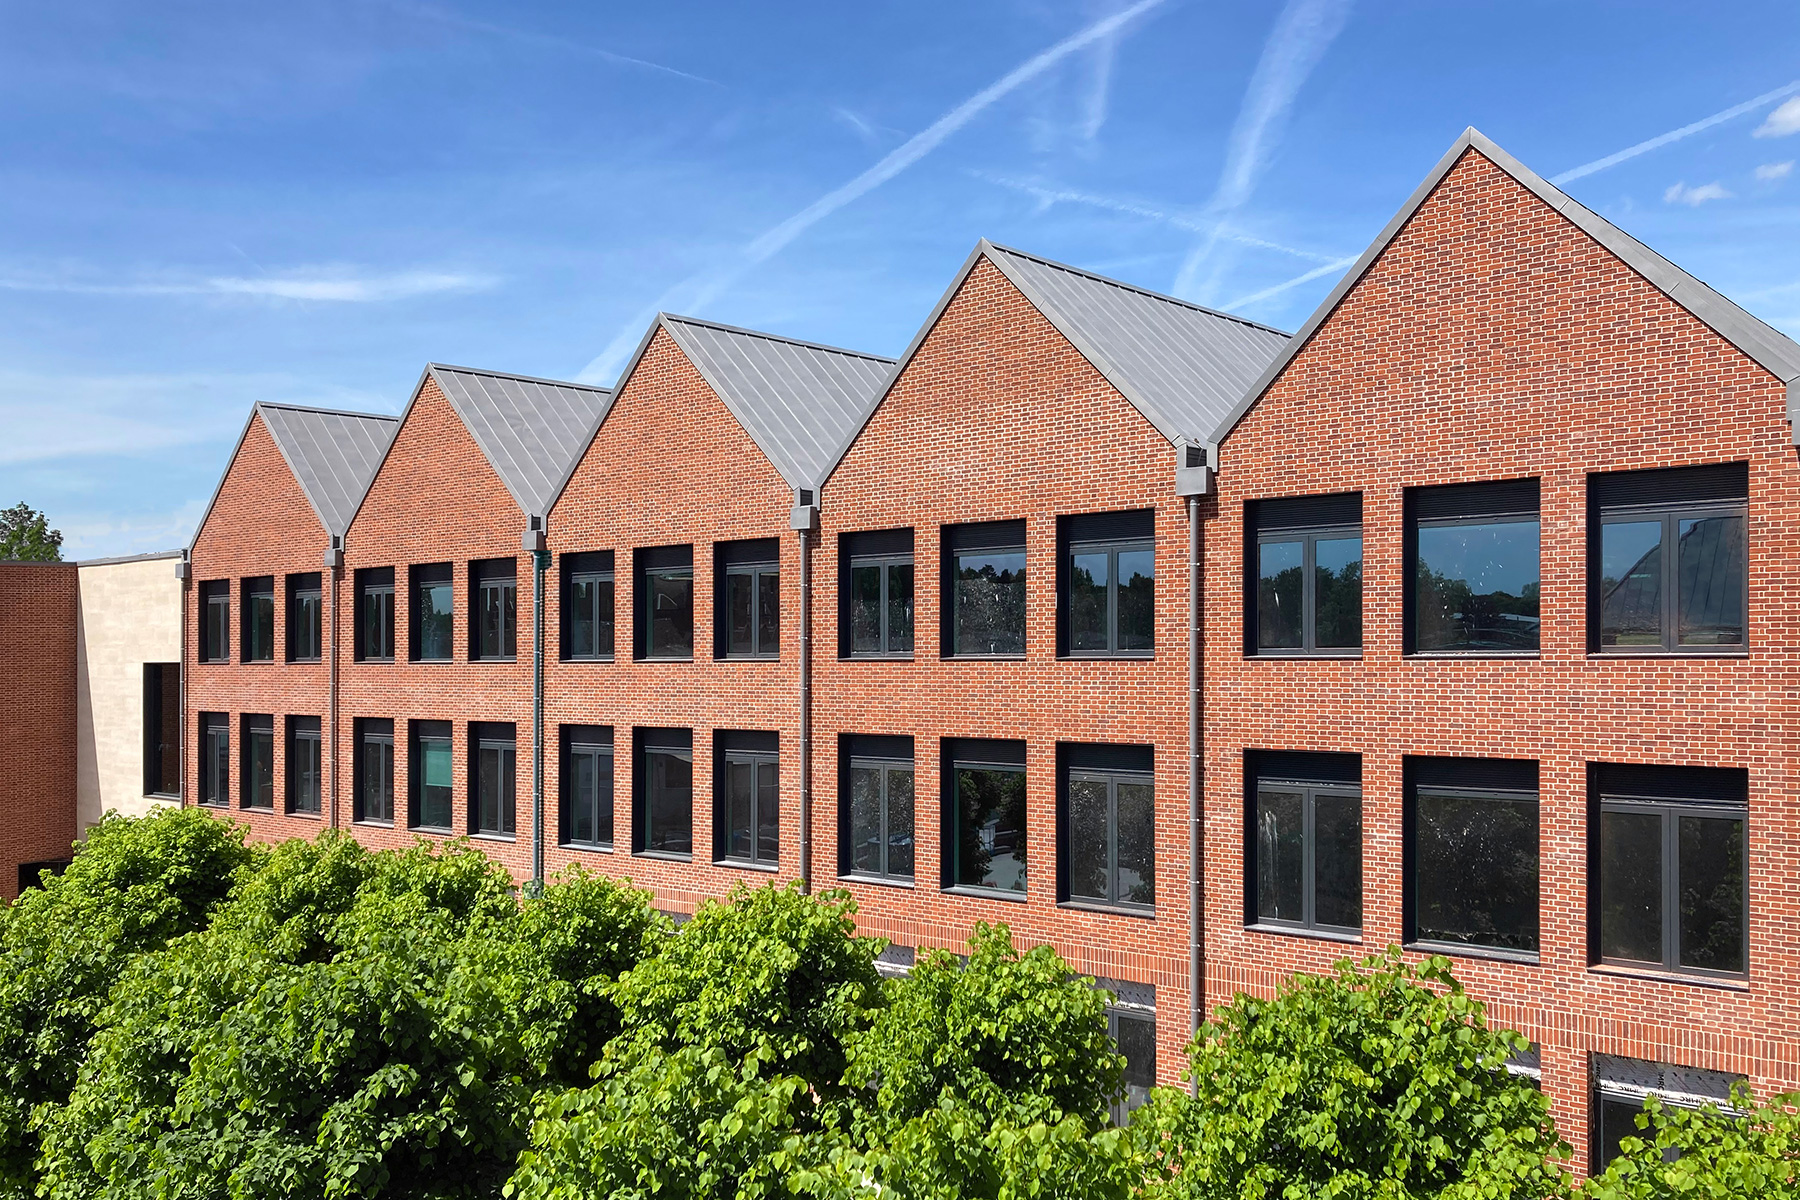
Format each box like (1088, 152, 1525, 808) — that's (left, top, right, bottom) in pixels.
(0, 502, 62, 562)
(1583, 1085, 1800, 1199)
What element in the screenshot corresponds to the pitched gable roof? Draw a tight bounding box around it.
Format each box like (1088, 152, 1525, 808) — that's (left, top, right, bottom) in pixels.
(423, 365, 614, 520)
(1211, 127, 1800, 456)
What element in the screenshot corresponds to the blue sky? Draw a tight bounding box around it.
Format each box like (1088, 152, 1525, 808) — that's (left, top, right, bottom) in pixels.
(3, 0, 1798, 558)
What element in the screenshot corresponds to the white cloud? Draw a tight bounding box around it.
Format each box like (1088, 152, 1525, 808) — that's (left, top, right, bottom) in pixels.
(0, 266, 493, 302)
(1663, 181, 1732, 206)
(1755, 160, 1795, 181)
(1755, 95, 1800, 138)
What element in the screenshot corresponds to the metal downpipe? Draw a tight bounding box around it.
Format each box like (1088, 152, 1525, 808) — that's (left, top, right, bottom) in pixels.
(531, 545, 549, 892)
(1187, 493, 1204, 1087)
(329, 557, 341, 829)
(797, 526, 813, 893)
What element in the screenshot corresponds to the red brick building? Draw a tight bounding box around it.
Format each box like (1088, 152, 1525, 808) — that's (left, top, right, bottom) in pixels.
(0, 561, 78, 898)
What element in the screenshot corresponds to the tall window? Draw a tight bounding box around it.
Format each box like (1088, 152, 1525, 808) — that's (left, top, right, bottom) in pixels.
(1406, 757, 1539, 957)
(1102, 984, 1157, 1125)
(636, 546, 694, 659)
(716, 731, 779, 866)
(472, 559, 517, 660)
(472, 723, 516, 836)
(287, 573, 322, 662)
(1592, 463, 1747, 652)
(634, 728, 693, 856)
(1061, 744, 1155, 910)
(1249, 493, 1362, 655)
(241, 714, 274, 810)
(1060, 511, 1154, 657)
(716, 541, 780, 659)
(1407, 480, 1540, 654)
(1591, 1056, 1741, 1175)
(355, 718, 394, 823)
(142, 663, 181, 797)
(201, 581, 230, 662)
(288, 717, 322, 815)
(944, 738, 1028, 895)
(944, 520, 1027, 657)
(842, 530, 915, 658)
(562, 551, 615, 660)
(356, 567, 395, 661)
(1594, 763, 1747, 978)
(200, 713, 229, 806)
(410, 721, 453, 830)
(842, 735, 914, 881)
(241, 578, 275, 662)
(1248, 750, 1362, 936)
(411, 563, 453, 661)
(561, 725, 614, 847)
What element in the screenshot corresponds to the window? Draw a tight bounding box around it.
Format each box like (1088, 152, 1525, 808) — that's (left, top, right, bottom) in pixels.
(1407, 480, 1540, 654)
(561, 725, 614, 847)
(716, 731, 779, 866)
(715, 540, 780, 659)
(200, 581, 230, 662)
(356, 567, 395, 661)
(1101, 982, 1157, 1125)
(1061, 744, 1155, 910)
(355, 718, 394, 824)
(1060, 511, 1154, 656)
(636, 546, 694, 659)
(288, 716, 321, 815)
(842, 529, 914, 658)
(287, 573, 322, 662)
(411, 563, 454, 661)
(1593, 763, 1747, 978)
(944, 521, 1027, 657)
(1592, 463, 1747, 653)
(562, 551, 615, 660)
(410, 721, 453, 830)
(471, 723, 516, 837)
(240, 714, 274, 809)
(841, 734, 914, 881)
(199, 713, 229, 806)
(1248, 493, 1362, 655)
(943, 738, 1028, 895)
(1592, 1056, 1742, 1174)
(472, 559, 517, 660)
(1406, 757, 1539, 958)
(237, 577, 275, 662)
(1247, 750, 1362, 936)
(634, 728, 693, 857)
(142, 663, 181, 797)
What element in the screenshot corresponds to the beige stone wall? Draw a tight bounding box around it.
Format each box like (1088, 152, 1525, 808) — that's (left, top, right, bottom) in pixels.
(76, 554, 182, 828)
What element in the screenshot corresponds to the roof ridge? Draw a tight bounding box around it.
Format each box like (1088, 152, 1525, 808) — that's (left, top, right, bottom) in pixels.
(428, 362, 613, 394)
(660, 312, 898, 364)
(256, 400, 400, 423)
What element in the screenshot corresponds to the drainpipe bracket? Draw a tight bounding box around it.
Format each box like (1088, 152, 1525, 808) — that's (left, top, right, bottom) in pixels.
(789, 504, 820, 533)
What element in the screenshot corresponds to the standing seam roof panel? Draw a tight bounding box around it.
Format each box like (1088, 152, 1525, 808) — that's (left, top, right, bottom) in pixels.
(429, 366, 613, 518)
(256, 404, 400, 539)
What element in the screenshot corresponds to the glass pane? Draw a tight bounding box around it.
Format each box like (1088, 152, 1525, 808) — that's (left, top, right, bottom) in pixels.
(1255, 789, 1304, 923)
(887, 767, 914, 878)
(647, 749, 693, 853)
(954, 551, 1026, 655)
(1312, 791, 1362, 929)
(1600, 520, 1663, 647)
(1678, 813, 1745, 973)
(849, 765, 883, 874)
(249, 728, 275, 808)
(250, 594, 274, 660)
(1596, 1097, 1645, 1174)
(1069, 550, 1110, 653)
(649, 570, 694, 657)
(756, 759, 780, 863)
(758, 570, 780, 655)
(1257, 540, 1303, 650)
(207, 599, 229, 659)
(888, 563, 914, 654)
(361, 739, 392, 822)
(479, 746, 501, 832)
(1313, 536, 1363, 650)
(419, 737, 452, 828)
(593, 577, 615, 657)
(591, 751, 613, 844)
(294, 592, 321, 658)
(726, 759, 753, 858)
(1599, 809, 1663, 964)
(1117, 548, 1155, 652)
(849, 565, 883, 654)
(1413, 791, 1539, 952)
(1067, 776, 1109, 902)
(570, 577, 595, 657)
(569, 751, 596, 844)
(212, 731, 230, 803)
(1678, 514, 1745, 646)
(955, 766, 1027, 892)
(420, 582, 453, 659)
(727, 573, 754, 656)
(1114, 1015, 1156, 1118)
(1415, 519, 1540, 652)
(294, 736, 321, 813)
(1116, 779, 1156, 906)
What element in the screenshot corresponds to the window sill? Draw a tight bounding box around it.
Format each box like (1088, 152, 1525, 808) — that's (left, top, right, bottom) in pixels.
(1405, 940, 1539, 965)
(1247, 922, 1360, 944)
(635, 656, 696, 663)
(354, 819, 394, 828)
(840, 873, 916, 889)
(841, 654, 915, 663)
(634, 849, 693, 863)
(560, 841, 615, 854)
(715, 858, 779, 872)
(563, 656, 617, 664)
(287, 657, 323, 665)
(1060, 653, 1156, 662)
(471, 832, 516, 843)
(1589, 649, 1749, 660)
(144, 791, 180, 802)
(1246, 651, 1363, 661)
(241, 805, 275, 813)
(285, 811, 323, 821)
(411, 825, 454, 837)
(1059, 899, 1155, 920)
(1589, 963, 1750, 991)
(410, 658, 456, 665)
(238, 660, 277, 666)
(1405, 652, 1539, 661)
(943, 654, 1027, 663)
(943, 885, 1028, 903)
(714, 657, 782, 664)
(472, 657, 518, 664)
(197, 800, 228, 809)
(355, 658, 396, 665)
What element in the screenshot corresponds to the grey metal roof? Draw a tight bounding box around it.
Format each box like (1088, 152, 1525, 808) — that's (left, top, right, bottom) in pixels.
(426, 365, 614, 519)
(1212, 127, 1800, 456)
(258, 402, 399, 538)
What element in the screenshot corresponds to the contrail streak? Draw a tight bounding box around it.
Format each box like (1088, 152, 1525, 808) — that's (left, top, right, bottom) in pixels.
(1551, 80, 1800, 185)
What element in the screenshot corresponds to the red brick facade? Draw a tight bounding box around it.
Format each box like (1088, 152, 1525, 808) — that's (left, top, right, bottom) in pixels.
(0, 562, 78, 900)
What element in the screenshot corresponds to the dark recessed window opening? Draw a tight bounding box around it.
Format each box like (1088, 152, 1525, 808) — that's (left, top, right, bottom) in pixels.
(411, 563, 454, 662)
(1248, 494, 1362, 655)
(635, 728, 693, 857)
(1060, 511, 1154, 657)
(843, 529, 915, 658)
(562, 551, 615, 660)
(410, 721, 453, 830)
(355, 567, 395, 661)
(1591, 1056, 1741, 1175)
(944, 521, 1027, 657)
(240, 714, 274, 810)
(241, 577, 275, 663)
(843, 734, 915, 881)
(716, 540, 780, 659)
(200, 712, 229, 806)
(1594, 763, 1747, 978)
(354, 718, 394, 824)
(472, 722, 516, 836)
(636, 546, 694, 660)
(201, 581, 230, 662)
(142, 663, 181, 798)
(716, 730, 779, 866)
(288, 716, 322, 815)
(1106, 996, 1157, 1124)
(472, 558, 517, 660)
(1406, 756, 1539, 957)
(1247, 750, 1363, 936)
(1592, 463, 1747, 652)
(287, 572, 322, 662)
(1406, 480, 1540, 654)
(561, 725, 614, 847)
(1061, 743, 1155, 909)
(944, 738, 1027, 894)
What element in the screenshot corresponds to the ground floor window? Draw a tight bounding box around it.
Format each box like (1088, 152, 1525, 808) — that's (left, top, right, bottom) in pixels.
(1101, 980, 1156, 1125)
(1591, 1054, 1741, 1174)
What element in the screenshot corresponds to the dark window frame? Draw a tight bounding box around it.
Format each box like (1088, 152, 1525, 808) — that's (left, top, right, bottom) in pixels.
(470, 722, 517, 837)
(142, 663, 181, 797)
(635, 546, 696, 661)
(1106, 1001, 1157, 1126)
(841, 529, 916, 659)
(1404, 480, 1541, 657)
(470, 558, 518, 661)
(409, 720, 454, 832)
(941, 737, 1029, 898)
(240, 713, 275, 810)
(354, 718, 394, 825)
(714, 731, 780, 868)
(199, 712, 230, 806)
(1247, 494, 1364, 657)
(839, 734, 916, 883)
(355, 567, 396, 662)
(286, 572, 323, 662)
(240, 577, 275, 663)
(561, 550, 616, 662)
(1403, 756, 1541, 961)
(287, 716, 322, 816)
(942, 520, 1028, 660)
(633, 728, 695, 859)
(560, 725, 614, 848)
(1057, 743, 1156, 913)
(715, 540, 781, 661)
(410, 563, 455, 663)
(200, 581, 230, 663)
(1249, 778, 1363, 938)
(1058, 510, 1155, 659)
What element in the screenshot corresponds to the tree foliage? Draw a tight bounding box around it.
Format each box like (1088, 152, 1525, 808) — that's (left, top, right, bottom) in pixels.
(1583, 1085, 1800, 1199)
(0, 502, 62, 562)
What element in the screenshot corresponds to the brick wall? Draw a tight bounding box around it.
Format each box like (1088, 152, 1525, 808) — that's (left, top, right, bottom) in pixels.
(0, 562, 78, 899)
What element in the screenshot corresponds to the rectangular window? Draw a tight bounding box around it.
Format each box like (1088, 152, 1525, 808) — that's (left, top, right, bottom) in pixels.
(1593, 763, 1747, 978)
(239, 577, 275, 663)
(1246, 750, 1362, 936)
(410, 563, 454, 661)
(355, 567, 395, 661)
(1247, 493, 1362, 655)
(200, 581, 230, 662)
(410, 720, 453, 830)
(944, 520, 1027, 657)
(716, 540, 780, 659)
(561, 725, 614, 847)
(1060, 510, 1154, 657)
(1591, 1056, 1742, 1175)
(1103, 986, 1157, 1125)
(287, 716, 322, 815)
(199, 712, 229, 806)
(943, 737, 1028, 895)
(354, 718, 394, 824)
(841, 734, 915, 881)
(240, 714, 274, 810)
(562, 551, 615, 660)
(634, 728, 693, 857)
(471, 558, 517, 660)
(842, 529, 915, 658)
(287, 572, 322, 662)
(1592, 463, 1747, 652)
(1406, 757, 1539, 958)
(471, 722, 516, 837)
(1407, 480, 1540, 654)
(636, 546, 694, 660)
(1061, 743, 1155, 910)
(142, 663, 181, 797)
(716, 731, 779, 866)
